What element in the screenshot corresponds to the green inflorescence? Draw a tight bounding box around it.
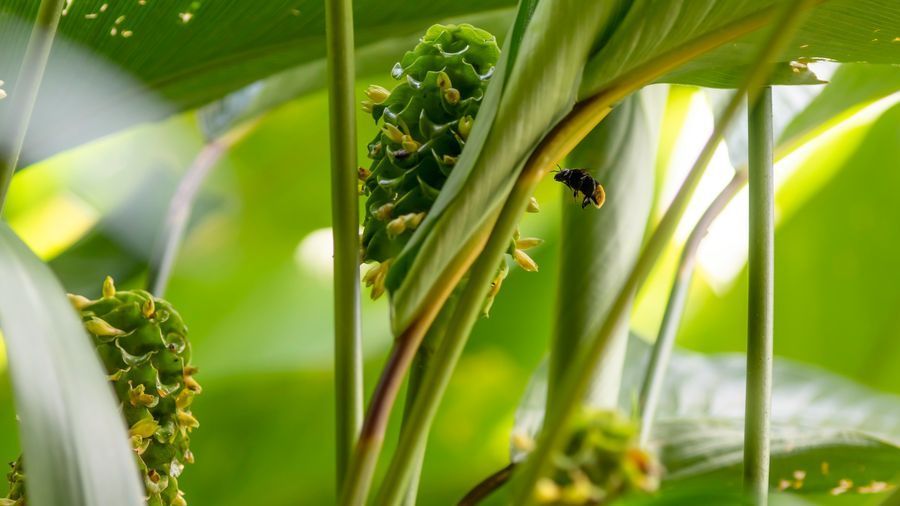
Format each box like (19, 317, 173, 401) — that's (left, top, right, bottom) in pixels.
(4, 277, 200, 506)
(534, 410, 660, 505)
(358, 23, 541, 308)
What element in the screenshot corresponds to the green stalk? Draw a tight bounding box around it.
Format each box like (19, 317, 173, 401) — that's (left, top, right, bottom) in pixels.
(510, 4, 814, 502)
(324, 0, 363, 490)
(0, 0, 65, 211)
(744, 86, 775, 505)
(147, 121, 258, 297)
(400, 292, 459, 505)
(638, 169, 748, 445)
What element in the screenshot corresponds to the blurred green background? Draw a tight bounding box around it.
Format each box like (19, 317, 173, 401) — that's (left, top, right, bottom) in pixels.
(1, 74, 899, 505)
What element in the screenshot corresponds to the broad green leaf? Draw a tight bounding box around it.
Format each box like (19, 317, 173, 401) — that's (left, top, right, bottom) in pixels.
(581, 0, 900, 94)
(386, 0, 630, 332)
(547, 87, 665, 409)
(0, 223, 143, 506)
(513, 336, 900, 496)
(198, 8, 516, 137)
(0, 0, 517, 163)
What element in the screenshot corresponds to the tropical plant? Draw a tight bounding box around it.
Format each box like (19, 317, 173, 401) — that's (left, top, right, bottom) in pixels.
(0, 0, 899, 505)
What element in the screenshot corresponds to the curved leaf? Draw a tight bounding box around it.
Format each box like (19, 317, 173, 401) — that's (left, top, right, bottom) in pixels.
(386, 0, 630, 332)
(0, 0, 517, 163)
(0, 223, 143, 506)
(581, 0, 900, 94)
(548, 87, 665, 409)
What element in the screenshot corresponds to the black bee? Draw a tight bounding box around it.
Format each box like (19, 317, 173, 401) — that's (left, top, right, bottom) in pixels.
(552, 167, 606, 209)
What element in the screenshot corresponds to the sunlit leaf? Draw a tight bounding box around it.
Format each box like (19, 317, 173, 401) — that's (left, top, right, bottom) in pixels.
(548, 87, 665, 408)
(0, 223, 143, 506)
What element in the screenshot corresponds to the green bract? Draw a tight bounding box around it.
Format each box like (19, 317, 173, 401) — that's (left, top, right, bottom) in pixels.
(359, 24, 520, 300)
(4, 278, 200, 506)
(534, 410, 659, 505)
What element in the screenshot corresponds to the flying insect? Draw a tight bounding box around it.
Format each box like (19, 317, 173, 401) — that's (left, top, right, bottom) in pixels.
(552, 167, 606, 209)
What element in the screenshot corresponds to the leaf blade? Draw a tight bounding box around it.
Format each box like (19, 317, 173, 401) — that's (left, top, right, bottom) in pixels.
(0, 223, 143, 506)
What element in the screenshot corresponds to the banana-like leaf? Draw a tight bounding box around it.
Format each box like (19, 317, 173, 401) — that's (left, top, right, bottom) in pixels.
(0, 223, 144, 506)
(514, 336, 900, 495)
(581, 0, 900, 95)
(0, 0, 517, 163)
(198, 8, 516, 138)
(385, 0, 900, 334)
(548, 87, 665, 409)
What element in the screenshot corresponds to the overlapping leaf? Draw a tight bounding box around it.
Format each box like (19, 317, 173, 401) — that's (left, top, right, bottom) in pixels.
(0, 223, 143, 506)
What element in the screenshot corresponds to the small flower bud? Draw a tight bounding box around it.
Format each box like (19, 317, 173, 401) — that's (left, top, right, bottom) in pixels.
(142, 297, 156, 318)
(458, 116, 473, 140)
(361, 100, 374, 113)
(129, 417, 160, 438)
(401, 135, 420, 152)
(526, 197, 541, 213)
(365, 84, 391, 104)
(443, 87, 460, 105)
(85, 317, 126, 337)
(513, 249, 538, 272)
(129, 382, 159, 408)
(516, 237, 543, 250)
(386, 216, 407, 238)
(67, 293, 93, 310)
(435, 71, 452, 89)
(373, 202, 394, 221)
(403, 212, 425, 230)
(177, 410, 200, 429)
(382, 123, 404, 143)
(442, 154, 457, 166)
(102, 275, 116, 298)
(357, 167, 371, 181)
(368, 142, 382, 159)
(535, 478, 561, 503)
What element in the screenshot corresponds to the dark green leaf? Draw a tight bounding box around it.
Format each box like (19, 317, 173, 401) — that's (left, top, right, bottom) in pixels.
(0, 0, 517, 163)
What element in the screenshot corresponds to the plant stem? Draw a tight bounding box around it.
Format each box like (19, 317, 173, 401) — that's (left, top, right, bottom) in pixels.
(458, 463, 515, 506)
(0, 0, 65, 212)
(510, 4, 814, 502)
(638, 169, 748, 445)
(744, 86, 775, 505)
(324, 0, 363, 491)
(400, 292, 459, 505)
(147, 121, 257, 297)
(340, 223, 494, 506)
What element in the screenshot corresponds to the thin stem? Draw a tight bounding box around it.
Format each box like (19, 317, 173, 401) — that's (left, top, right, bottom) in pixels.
(0, 0, 65, 211)
(324, 0, 363, 490)
(510, 4, 814, 502)
(340, 225, 492, 506)
(400, 292, 459, 505)
(147, 122, 257, 297)
(458, 463, 515, 506)
(638, 169, 748, 445)
(744, 86, 775, 505)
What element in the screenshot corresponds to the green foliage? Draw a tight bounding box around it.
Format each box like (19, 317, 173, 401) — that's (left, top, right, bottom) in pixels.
(5, 278, 200, 506)
(514, 336, 900, 501)
(359, 23, 500, 279)
(533, 410, 660, 506)
(0, 224, 144, 506)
